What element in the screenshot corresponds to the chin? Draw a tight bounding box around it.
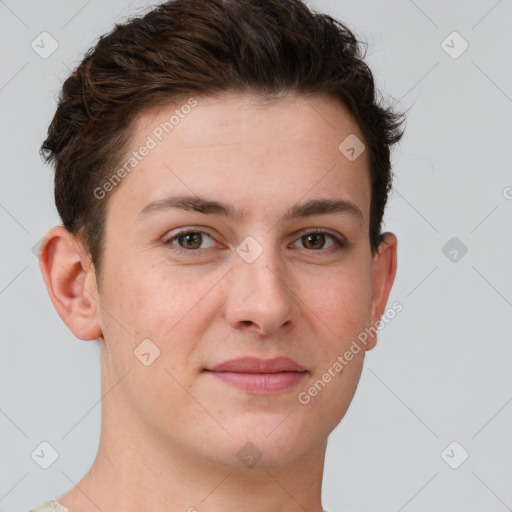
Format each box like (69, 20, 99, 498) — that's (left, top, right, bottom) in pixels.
(200, 413, 327, 470)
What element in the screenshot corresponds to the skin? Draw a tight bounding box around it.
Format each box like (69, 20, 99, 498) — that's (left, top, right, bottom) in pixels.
(39, 92, 397, 512)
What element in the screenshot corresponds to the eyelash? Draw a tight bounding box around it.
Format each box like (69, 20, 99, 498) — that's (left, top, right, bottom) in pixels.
(164, 227, 347, 255)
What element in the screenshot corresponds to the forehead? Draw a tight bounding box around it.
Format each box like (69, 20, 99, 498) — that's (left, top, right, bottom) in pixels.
(107, 92, 371, 225)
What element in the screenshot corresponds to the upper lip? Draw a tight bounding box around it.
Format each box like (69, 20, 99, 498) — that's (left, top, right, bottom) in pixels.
(207, 357, 306, 373)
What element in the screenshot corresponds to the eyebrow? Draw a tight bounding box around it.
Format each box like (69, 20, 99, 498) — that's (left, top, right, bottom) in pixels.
(138, 194, 364, 225)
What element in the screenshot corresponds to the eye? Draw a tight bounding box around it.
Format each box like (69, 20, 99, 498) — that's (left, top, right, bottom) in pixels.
(165, 229, 217, 251)
(292, 231, 345, 251)
(163, 228, 346, 256)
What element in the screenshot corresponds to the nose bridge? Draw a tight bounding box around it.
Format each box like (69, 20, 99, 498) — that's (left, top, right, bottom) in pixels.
(225, 235, 297, 333)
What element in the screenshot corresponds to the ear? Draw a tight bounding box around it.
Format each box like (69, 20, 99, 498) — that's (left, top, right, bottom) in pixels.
(38, 226, 102, 341)
(366, 232, 398, 351)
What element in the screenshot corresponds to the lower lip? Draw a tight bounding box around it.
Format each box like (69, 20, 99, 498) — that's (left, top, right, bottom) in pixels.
(207, 371, 307, 393)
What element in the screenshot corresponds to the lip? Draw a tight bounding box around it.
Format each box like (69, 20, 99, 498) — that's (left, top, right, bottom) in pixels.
(208, 356, 306, 373)
(205, 357, 308, 394)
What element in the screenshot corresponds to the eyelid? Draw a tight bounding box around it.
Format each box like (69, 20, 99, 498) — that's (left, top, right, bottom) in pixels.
(163, 226, 214, 242)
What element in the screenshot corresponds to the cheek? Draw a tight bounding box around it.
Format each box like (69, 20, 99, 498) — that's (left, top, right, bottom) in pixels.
(297, 260, 373, 428)
(101, 256, 180, 329)
(301, 260, 373, 342)
(99, 255, 221, 364)
(96, 255, 170, 365)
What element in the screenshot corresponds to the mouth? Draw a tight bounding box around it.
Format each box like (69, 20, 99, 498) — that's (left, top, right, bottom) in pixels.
(204, 356, 308, 394)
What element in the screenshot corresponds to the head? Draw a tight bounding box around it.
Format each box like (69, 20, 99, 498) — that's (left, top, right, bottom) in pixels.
(39, 0, 405, 472)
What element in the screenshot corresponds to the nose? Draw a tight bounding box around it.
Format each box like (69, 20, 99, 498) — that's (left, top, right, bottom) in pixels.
(224, 244, 298, 336)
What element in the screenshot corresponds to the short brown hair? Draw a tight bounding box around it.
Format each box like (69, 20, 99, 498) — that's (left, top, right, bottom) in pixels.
(41, 0, 406, 284)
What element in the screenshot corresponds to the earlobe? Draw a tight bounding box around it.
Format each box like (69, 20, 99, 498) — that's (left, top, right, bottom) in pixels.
(38, 226, 103, 341)
(366, 232, 398, 351)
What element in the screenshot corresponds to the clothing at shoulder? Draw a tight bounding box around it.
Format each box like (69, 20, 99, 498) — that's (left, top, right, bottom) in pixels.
(28, 499, 69, 512)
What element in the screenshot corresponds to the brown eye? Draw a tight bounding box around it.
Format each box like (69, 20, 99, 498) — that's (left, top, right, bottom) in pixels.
(177, 232, 203, 249)
(166, 230, 216, 252)
(292, 231, 344, 251)
(301, 233, 327, 250)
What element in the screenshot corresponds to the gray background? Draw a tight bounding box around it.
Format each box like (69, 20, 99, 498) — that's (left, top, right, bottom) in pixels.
(1, 0, 511, 511)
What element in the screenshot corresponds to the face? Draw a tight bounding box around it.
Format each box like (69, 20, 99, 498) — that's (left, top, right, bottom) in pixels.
(83, 92, 394, 469)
